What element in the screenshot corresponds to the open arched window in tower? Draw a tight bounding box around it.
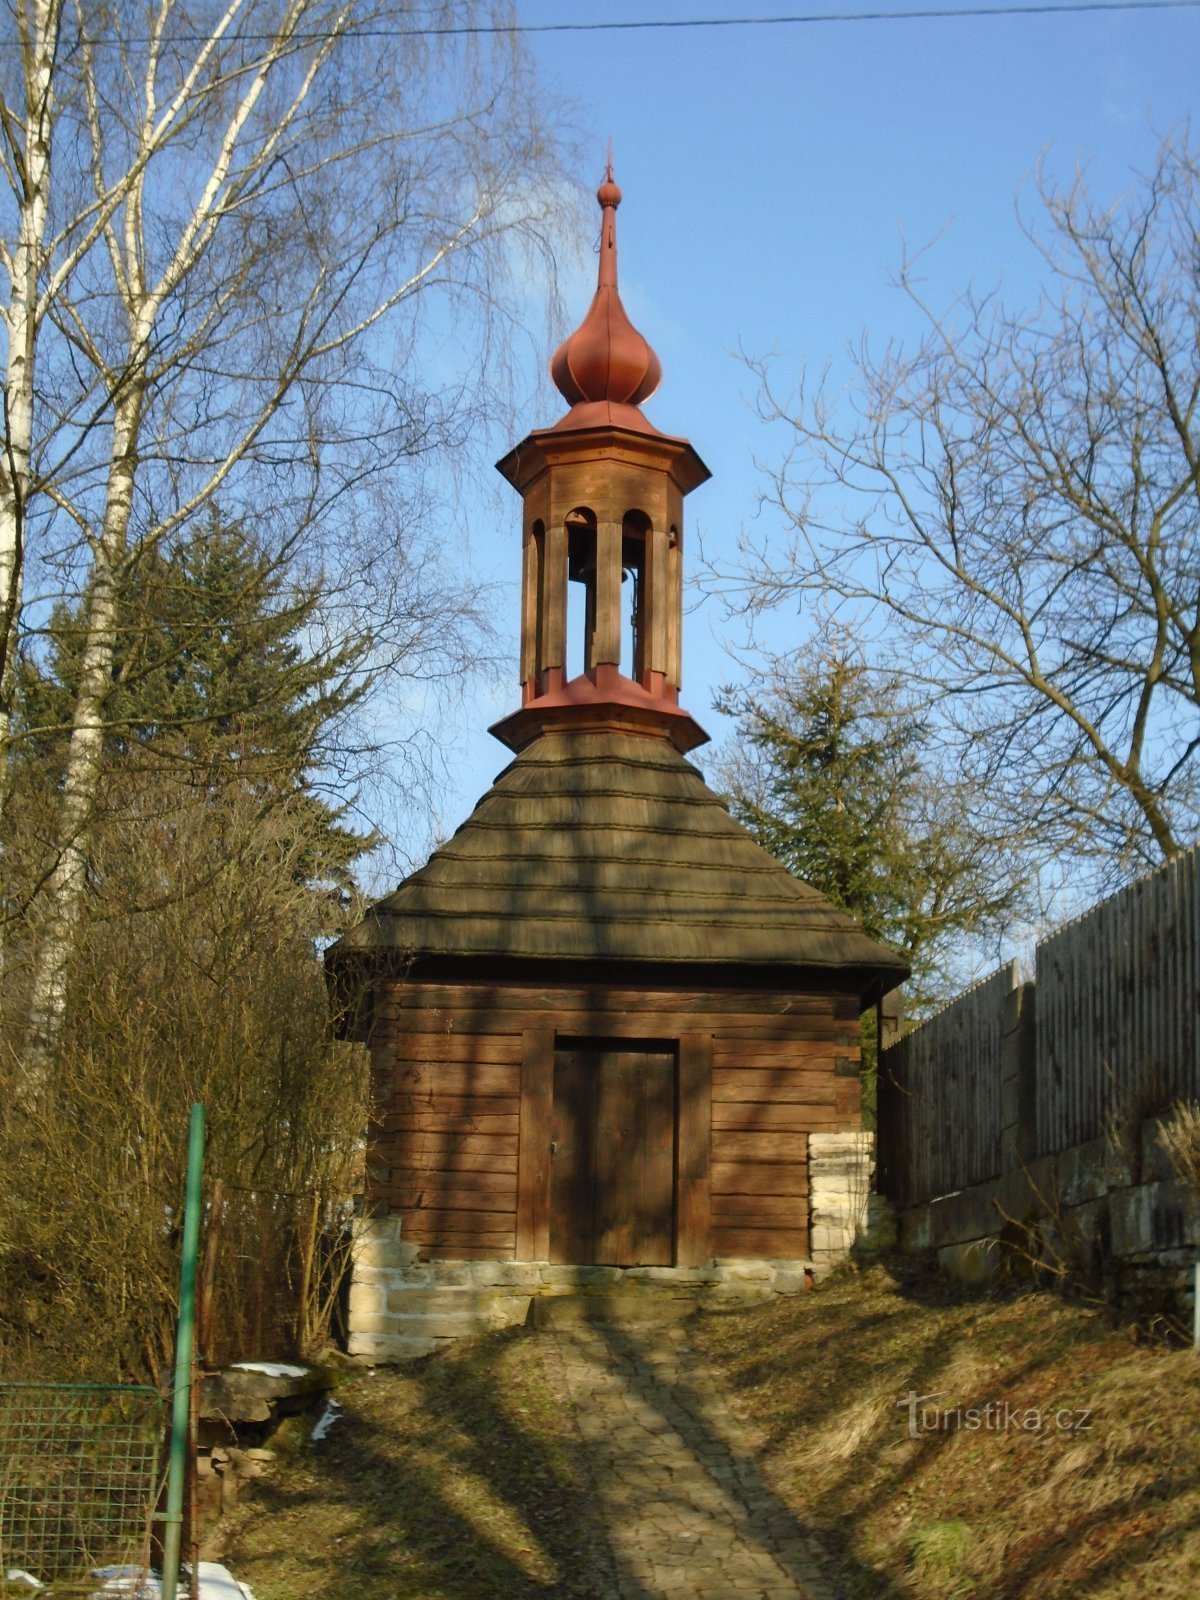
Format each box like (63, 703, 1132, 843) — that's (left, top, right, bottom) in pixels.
(622, 510, 650, 680)
(565, 507, 597, 680)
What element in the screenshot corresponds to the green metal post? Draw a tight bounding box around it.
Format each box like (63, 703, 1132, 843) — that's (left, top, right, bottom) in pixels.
(162, 1102, 205, 1600)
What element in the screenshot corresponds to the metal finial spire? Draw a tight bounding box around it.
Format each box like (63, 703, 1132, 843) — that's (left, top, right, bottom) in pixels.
(549, 159, 661, 412)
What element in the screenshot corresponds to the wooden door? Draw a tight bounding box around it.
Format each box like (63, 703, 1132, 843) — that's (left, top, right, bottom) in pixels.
(550, 1043, 675, 1266)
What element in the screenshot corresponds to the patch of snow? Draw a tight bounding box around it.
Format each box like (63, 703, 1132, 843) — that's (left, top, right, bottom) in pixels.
(88, 1569, 159, 1598)
(310, 1397, 343, 1442)
(228, 1361, 308, 1379)
(87, 1564, 257, 1599)
(194, 1563, 259, 1600)
(5, 1570, 47, 1590)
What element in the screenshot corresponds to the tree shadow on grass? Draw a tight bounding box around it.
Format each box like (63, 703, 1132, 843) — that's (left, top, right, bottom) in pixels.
(691, 1266, 1200, 1600)
(227, 1326, 641, 1600)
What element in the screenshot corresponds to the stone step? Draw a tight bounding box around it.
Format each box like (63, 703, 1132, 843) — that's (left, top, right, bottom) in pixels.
(530, 1281, 777, 1329)
(354, 1261, 543, 1291)
(358, 1309, 528, 1340)
(352, 1283, 531, 1319)
(346, 1248, 821, 1361)
(386, 1286, 531, 1314)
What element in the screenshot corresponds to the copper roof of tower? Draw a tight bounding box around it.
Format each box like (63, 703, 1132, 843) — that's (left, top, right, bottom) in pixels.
(548, 165, 664, 436)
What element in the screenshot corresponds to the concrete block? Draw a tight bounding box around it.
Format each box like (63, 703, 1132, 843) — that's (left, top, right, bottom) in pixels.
(624, 1266, 721, 1285)
(808, 1130, 874, 1159)
(347, 1281, 385, 1317)
(1141, 1117, 1176, 1184)
(355, 1213, 403, 1246)
(937, 1238, 998, 1285)
(420, 1262, 472, 1287)
(347, 1331, 439, 1363)
(351, 1266, 412, 1288)
(350, 1215, 418, 1270)
(1057, 1138, 1127, 1207)
(384, 1288, 531, 1323)
(539, 1265, 626, 1288)
(383, 1312, 510, 1339)
(348, 1311, 406, 1336)
(463, 1261, 541, 1290)
(709, 1260, 773, 1281)
(1111, 1180, 1198, 1255)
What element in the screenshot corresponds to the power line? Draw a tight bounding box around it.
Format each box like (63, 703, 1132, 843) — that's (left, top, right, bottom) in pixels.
(10, 1, 1199, 47)
(434, 0, 1200, 33)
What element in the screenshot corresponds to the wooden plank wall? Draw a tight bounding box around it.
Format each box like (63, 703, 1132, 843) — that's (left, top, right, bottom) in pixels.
(878, 963, 1017, 1210)
(371, 1026, 523, 1258)
(368, 978, 862, 1261)
(878, 844, 1200, 1207)
(710, 1031, 859, 1258)
(1035, 847, 1199, 1156)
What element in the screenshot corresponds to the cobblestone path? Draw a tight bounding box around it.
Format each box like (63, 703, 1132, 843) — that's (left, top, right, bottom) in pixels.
(543, 1321, 844, 1600)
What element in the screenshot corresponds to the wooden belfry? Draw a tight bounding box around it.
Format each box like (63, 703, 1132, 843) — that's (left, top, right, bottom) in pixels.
(327, 170, 907, 1273)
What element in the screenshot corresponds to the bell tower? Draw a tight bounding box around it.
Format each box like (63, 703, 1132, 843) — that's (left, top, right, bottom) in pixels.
(491, 167, 711, 754)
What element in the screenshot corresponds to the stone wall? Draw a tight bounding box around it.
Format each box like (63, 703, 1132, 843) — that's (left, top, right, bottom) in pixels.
(893, 1113, 1200, 1326)
(345, 1127, 874, 1362)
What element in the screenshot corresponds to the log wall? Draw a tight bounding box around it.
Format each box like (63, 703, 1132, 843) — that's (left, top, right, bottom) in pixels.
(367, 977, 862, 1262)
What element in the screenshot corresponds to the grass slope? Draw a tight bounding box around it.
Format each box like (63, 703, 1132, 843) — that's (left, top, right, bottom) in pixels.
(221, 1261, 1200, 1599)
(218, 1330, 611, 1599)
(692, 1259, 1200, 1598)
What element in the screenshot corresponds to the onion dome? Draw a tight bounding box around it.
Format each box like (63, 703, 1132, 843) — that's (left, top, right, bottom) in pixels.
(550, 165, 662, 414)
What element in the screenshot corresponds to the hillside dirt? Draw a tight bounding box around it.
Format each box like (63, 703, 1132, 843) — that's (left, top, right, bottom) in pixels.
(216, 1258, 1200, 1599)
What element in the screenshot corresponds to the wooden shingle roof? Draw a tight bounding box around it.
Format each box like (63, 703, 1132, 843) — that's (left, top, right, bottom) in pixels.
(329, 729, 909, 988)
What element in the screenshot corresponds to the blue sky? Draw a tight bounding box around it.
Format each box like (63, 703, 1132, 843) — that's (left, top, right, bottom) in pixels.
(422, 0, 1198, 862)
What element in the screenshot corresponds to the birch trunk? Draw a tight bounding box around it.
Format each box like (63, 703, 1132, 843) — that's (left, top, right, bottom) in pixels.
(0, 0, 60, 763)
(0, 2, 62, 988)
(22, 380, 144, 1086)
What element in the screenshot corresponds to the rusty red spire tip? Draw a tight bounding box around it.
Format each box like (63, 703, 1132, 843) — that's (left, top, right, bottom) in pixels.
(598, 146, 621, 209)
(548, 161, 661, 415)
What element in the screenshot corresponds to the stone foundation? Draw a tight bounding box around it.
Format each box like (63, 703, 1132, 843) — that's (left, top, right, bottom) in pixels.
(347, 1216, 826, 1363)
(349, 1127, 876, 1362)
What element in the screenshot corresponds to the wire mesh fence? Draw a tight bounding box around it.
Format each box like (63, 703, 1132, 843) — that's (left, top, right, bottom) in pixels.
(0, 1382, 165, 1596)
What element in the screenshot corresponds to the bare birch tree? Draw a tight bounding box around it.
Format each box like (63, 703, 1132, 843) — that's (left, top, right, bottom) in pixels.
(0, 1, 573, 1077)
(720, 131, 1200, 897)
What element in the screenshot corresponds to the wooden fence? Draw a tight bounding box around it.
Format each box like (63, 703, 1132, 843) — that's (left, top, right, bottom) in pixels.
(1036, 847, 1199, 1156)
(878, 846, 1200, 1209)
(876, 961, 1019, 1209)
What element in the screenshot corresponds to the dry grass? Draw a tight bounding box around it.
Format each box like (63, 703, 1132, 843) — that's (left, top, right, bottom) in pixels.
(1158, 1101, 1200, 1191)
(218, 1262, 1200, 1599)
(215, 1328, 612, 1600)
(692, 1257, 1200, 1599)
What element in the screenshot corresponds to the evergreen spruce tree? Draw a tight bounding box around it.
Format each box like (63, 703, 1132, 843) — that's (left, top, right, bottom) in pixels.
(714, 637, 1025, 1011)
(16, 509, 374, 912)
